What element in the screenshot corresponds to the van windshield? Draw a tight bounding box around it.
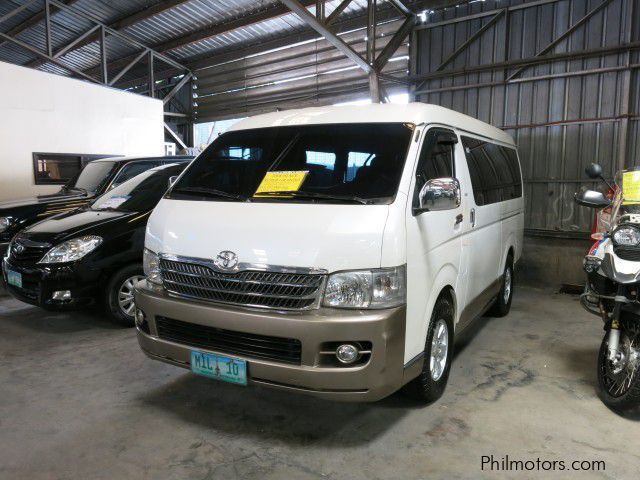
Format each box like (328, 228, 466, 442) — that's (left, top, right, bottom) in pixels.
(168, 123, 414, 204)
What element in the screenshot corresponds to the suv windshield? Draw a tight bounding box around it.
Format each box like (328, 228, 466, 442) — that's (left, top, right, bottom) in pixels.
(92, 166, 180, 212)
(169, 123, 414, 204)
(72, 161, 117, 193)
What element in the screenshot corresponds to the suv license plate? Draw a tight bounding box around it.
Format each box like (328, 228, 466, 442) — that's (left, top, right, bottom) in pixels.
(7, 270, 22, 288)
(190, 351, 247, 386)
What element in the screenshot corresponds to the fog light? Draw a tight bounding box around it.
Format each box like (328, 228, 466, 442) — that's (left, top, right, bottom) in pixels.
(336, 344, 359, 364)
(134, 308, 145, 327)
(583, 255, 602, 273)
(52, 290, 71, 301)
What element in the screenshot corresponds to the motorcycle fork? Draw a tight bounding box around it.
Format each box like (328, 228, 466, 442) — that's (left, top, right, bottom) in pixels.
(608, 284, 626, 361)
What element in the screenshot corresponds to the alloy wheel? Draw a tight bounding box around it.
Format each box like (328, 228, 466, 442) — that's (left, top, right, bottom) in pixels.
(118, 275, 144, 318)
(430, 319, 449, 381)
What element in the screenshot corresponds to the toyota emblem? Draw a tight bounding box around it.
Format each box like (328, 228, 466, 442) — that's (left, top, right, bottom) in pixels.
(14, 243, 25, 254)
(214, 250, 238, 270)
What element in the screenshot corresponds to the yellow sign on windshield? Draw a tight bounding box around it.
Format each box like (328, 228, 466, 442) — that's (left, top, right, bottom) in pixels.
(254, 170, 308, 197)
(623, 171, 640, 205)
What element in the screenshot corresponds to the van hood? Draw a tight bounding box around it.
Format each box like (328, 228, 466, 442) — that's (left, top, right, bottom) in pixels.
(146, 199, 390, 272)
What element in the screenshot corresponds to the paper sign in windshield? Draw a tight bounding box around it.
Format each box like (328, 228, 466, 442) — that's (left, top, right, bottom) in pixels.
(96, 196, 130, 210)
(254, 171, 308, 197)
(623, 171, 640, 205)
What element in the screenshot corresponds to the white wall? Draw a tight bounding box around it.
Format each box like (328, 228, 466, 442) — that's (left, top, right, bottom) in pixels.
(0, 61, 164, 201)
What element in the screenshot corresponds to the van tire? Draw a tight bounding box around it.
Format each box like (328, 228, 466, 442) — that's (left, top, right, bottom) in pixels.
(488, 255, 514, 317)
(402, 296, 454, 403)
(105, 264, 144, 327)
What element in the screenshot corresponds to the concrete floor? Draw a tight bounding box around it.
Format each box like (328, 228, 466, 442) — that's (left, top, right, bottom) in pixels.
(1, 286, 639, 480)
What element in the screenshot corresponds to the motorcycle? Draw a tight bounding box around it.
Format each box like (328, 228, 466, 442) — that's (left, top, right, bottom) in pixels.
(575, 163, 640, 412)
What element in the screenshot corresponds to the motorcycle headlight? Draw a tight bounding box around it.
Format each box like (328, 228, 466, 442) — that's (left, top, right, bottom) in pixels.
(143, 248, 162, 285)
(0, 216, 12, 233)
(613, 226, 640, 246)
(323, 265, 406, 309)
(39, 236, 102, 263)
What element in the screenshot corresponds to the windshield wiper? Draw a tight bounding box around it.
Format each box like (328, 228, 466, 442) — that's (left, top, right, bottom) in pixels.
(172, 186, 247, 201)
(255, 190, 371, 205)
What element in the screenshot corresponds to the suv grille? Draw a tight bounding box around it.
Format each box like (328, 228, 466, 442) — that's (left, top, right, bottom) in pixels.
(8, 239, 50, 264)
(159, 258, 325, 310)
(156, 316, 302, 364)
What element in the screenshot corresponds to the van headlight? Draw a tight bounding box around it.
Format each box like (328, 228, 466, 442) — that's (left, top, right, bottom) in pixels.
(39, 235, 102, 263)
(612, 226, 640, 246)
(143, 248, 162, 285)
(0, 217, 12, 233)
(323, 265, 406, 309)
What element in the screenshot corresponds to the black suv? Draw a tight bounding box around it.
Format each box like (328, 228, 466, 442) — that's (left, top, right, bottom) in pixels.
(0, 156, 193, 257)
(2, 163, 188, 325)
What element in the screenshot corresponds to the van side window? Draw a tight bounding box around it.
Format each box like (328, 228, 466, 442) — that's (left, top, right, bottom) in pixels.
(414, 129, 456, 205)
(461, 136, 522, 206)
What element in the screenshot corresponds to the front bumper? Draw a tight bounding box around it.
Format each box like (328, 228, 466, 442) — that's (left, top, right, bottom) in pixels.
(134, 281, 416, 402)
(2, 257, 100, 309)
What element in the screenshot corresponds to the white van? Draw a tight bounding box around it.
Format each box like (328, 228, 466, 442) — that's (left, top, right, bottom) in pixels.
(134, 103, 524, 402)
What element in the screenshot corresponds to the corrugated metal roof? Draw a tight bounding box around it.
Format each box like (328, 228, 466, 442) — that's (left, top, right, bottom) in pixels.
(0, 0, 374, 79)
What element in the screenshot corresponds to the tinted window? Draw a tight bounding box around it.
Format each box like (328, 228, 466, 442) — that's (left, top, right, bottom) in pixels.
(73, 161, 117, 193)
(33, 153, 114, 185)
(462, 136, 521, 206)
(92, 165, 184, 212)
(110, 161, 159, 188)
(171, 123, 414, 203)
(413, 129, 456, 206)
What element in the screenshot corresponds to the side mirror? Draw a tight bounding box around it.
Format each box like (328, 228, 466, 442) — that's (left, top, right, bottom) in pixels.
(574, 188, 610, 208)
(414, 178, 461, 215)
(168, 176, 178, 189)
(585, 163, 603, 179)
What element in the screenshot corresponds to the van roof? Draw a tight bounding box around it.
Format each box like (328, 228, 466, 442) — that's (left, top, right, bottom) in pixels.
(228, 103, 514, 146)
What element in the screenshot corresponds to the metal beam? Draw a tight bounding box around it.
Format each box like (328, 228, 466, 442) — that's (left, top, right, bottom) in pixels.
(163, 73, 193, 105)
(164, 123, 187, 150)
(388, 0, 411, 17)
(0, 0, 40, 25)
(0, 30, 99, 83)
(109, 0, 192, 30)
(99, 26, 108, 84)
(366, 0, 376, 65)
(44, 0, 53, 57)
(316, 0, 325, 20)
(148, 52, 155, 98)
(280, 0, 372, 73)
(374, 14, 414, 70)
(325, 0, 351, 26)
(435, 9, 505, 71)
(507, 0, 614, 80)
(108, 49, 147, 86)
(53, 24, 100, 58)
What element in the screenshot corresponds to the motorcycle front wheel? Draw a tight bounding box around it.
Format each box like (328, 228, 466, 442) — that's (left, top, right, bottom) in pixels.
(597, 325, 640, 412)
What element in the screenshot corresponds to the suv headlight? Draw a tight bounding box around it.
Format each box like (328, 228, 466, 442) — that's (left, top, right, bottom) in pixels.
(0, 216, 12, 233)
(323, 265, 406, 309)
(143, 248, 162, 285)
(39, 235, 102, 263)
(612, 226, 640, 246)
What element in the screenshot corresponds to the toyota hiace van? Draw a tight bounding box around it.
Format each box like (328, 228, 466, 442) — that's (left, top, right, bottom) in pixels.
(134, 103, 523, 402)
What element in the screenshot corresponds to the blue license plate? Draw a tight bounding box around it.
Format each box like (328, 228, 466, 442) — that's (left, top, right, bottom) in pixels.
(190, 350, 247, 386)
(7, 270, 22, 288)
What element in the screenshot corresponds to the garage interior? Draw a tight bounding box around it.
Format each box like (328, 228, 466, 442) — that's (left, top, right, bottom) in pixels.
(1, 0, 639, 478)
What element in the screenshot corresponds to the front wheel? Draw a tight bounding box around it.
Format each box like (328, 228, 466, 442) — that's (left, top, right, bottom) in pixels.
(402, 296, 454, 403)
(597, 325, 640, 412)
(105, 264, 145, 327)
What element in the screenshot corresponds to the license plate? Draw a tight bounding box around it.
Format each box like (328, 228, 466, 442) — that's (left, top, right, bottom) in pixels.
(7, 270, 22, 288)
(190, 350, 247, 386)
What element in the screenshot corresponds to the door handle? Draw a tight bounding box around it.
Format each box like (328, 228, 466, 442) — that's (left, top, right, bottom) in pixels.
(455, 213, 463, 225)
(470, 208, 476, 227)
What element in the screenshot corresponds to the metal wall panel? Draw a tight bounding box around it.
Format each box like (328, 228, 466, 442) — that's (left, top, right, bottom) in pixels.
(413, 0, 638, 236)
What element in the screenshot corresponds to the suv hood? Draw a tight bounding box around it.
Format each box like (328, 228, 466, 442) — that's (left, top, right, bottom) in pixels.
(147, 199, 390, 272)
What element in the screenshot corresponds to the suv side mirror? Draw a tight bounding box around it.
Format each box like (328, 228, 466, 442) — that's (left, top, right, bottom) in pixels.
(574, 188, 610, 208)
(168, 176, 178, 188)
(585, 163, 603, 179)
(414, 178, 461, 215)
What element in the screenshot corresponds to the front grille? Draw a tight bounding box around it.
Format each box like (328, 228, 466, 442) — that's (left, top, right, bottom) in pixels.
(8, 239, 50, 264)
(159, 258, 324, 310)
(613, 245, 640, 261)
(156, 316, 302, 365)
